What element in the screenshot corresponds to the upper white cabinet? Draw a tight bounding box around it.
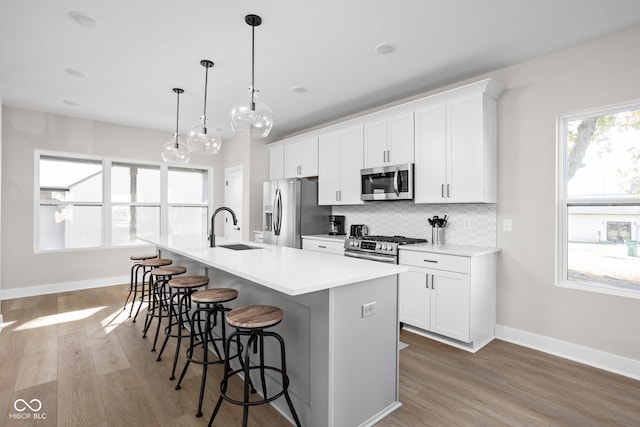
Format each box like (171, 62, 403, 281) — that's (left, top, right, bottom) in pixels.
(268, 144, 285, 180)
(284, 136, 318, 178)
(414, 78, 504, 203)
(318, 124, 364, 205)
(363, 109, 414, 168)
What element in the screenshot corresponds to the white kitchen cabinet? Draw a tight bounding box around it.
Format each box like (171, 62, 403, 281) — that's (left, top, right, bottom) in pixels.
(302, 237, 345, 255)
(284, 136, 318, 178)
(363, 109, 414, 168)
(268, 144, 284, 180)
(399, 268, 431, 330)
(318, 124, 364, 205)
(414, 78, 504, 203)
(399, 247, 496, 352)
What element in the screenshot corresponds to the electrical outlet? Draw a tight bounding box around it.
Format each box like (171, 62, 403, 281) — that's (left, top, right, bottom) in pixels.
(503, 218, 513, 232)
(362, 302, 376, 318)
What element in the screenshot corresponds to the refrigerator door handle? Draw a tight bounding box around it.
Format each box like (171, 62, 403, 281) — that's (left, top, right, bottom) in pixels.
(274, 188, 282, 236)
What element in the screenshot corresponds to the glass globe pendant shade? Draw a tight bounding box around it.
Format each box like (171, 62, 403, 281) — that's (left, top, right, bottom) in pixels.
(230, 89, 273, 138)
(161, 134, 191, 163)
(187, 116, 222, 155)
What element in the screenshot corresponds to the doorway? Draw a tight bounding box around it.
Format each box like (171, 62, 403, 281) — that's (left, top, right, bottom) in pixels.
(224, 165, 243, 241)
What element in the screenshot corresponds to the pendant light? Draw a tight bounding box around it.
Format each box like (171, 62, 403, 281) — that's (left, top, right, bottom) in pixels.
(230, 14, 273, 138)
(187, 60, 222, 155)
(161, 88, 191, 163)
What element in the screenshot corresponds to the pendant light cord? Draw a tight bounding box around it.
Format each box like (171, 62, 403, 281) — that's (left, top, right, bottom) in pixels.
(251, 22, 256, 111)
(175, 90, 180, 148)
(202, 65, 209, 129)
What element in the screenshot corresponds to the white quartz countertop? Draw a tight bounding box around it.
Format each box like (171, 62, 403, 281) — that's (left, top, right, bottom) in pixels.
(301, 234, 348, 243)
(399, 243, 500, 257)
(143, 234, 406, 296)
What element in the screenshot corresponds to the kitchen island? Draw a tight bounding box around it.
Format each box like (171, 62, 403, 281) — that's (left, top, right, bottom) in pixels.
(143, 234, 407, 427)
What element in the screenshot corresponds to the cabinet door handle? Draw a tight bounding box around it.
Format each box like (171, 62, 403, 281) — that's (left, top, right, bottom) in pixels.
(426, 274, 430, 289)
(441, 184, 445, 198)
(447, 184, 450, 198)
(383, 151, 387, 163)
(387, 150, 391, 163)
(336, 190, 339, 201)
(297, 165, 302, 175)
(318, 245, 327, 249)
(339, 190, 342, 201)
(431, 274, 435, 289)
(423, 259, 438, 263)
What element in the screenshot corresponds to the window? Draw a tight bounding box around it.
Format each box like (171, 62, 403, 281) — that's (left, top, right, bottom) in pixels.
(36, 151, 213, 252)
(557, 103, 640, 298)
(38, 155, 103, 250)
(111, 163, 161, 246)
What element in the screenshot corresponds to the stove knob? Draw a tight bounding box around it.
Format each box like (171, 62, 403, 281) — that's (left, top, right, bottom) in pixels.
(388, 246, 394, 251)
(376, 243, 382, 250)
(354, 241, 359, 247)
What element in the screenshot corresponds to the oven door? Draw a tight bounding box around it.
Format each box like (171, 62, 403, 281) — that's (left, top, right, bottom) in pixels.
(345, 250, 398, 264)
(360, 163, 413, 201)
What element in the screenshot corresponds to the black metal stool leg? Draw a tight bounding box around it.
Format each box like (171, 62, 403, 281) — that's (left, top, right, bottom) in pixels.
(132, 267, 152, 323)
(127, 263, 143, 317)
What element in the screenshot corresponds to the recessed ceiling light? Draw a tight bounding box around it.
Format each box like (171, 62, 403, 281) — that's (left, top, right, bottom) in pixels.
(68, 11, 97, 27)
(374, 43, 396, 54)
(65, 68, 87, 78)
(291, 86, 307, 93)
(63, 100, 80, 106)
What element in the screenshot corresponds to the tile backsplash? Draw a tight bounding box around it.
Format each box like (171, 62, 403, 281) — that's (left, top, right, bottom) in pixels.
(331, 201, 496, 246)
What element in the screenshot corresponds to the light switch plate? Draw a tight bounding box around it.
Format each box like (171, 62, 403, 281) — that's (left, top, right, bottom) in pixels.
(503, 218, 513, 232)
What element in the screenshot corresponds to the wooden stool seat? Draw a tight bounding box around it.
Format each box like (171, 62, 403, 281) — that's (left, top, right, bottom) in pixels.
(151, 266, 186, 276)
(169, 276, 209, 289)
(191, 288, 238, 304)
(130, 253, 158, 261)
(226, 305, 283, 329)
(142, 258, 173, 267)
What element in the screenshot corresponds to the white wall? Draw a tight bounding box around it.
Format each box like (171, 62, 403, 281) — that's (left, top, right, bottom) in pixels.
(217, 133, 269, 241)
(491, 25, 640, 361)
(0, 107, 217, 294)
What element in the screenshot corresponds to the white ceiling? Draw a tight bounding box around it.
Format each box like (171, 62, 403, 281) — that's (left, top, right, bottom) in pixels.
(2, 1, 640, 141)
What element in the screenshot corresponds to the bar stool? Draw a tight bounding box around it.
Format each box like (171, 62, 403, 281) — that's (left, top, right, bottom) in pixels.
(132, 258, 173, 323)
(174, 288, 241, 417)
(123, 253, 157, 318)
(208, 305, 301, 427)
(157, 275, 209, 381)
(142, 265, 187, 352)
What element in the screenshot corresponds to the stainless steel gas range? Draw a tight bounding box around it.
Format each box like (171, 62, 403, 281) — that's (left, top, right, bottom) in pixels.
(344, 235, 428, 264)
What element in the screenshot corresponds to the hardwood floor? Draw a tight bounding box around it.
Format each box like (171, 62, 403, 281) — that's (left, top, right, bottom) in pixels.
(1, 284, 639, 426)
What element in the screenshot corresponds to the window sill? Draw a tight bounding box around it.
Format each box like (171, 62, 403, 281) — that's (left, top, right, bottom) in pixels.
(556, 279, 640, 300)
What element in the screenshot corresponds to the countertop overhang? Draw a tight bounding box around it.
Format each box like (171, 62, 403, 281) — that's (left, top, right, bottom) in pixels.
(142, 234, 407, 296)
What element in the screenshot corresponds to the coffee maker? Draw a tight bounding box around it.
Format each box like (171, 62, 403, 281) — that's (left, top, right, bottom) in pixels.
(328, 215, 346, 235)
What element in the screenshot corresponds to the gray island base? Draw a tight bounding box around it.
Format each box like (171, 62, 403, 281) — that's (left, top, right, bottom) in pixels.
(145, 235, 406, 426)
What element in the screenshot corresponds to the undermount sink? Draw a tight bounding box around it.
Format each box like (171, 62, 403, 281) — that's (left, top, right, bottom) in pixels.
(217, 244, 262, 251)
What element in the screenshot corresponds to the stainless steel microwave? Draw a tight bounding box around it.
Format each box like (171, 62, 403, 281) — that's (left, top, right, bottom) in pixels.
(360, 163, 414, 201)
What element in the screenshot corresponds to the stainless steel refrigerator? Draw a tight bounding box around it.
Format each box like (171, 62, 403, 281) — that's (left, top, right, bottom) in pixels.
(263, 178, 331, 248)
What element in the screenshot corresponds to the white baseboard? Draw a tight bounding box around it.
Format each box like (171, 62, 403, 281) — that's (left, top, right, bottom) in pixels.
(496, 324, 640, 381)
(0, 276, 129, 300)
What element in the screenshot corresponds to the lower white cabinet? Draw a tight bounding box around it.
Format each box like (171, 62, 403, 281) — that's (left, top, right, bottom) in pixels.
(399, 248, 496, 352)
(302, 237, 345, 255)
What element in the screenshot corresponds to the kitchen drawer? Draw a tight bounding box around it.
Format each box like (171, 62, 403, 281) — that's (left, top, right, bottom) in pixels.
(399, 250, 470, 274)
(302, 238, 345, 256)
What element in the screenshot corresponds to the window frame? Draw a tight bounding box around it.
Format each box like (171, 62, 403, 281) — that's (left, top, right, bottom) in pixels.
(34, 150, 214, 253)
(556, 101, 640, 300)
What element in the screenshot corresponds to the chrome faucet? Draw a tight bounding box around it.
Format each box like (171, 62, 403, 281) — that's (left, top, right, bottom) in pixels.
(209, 207, 238, 247)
